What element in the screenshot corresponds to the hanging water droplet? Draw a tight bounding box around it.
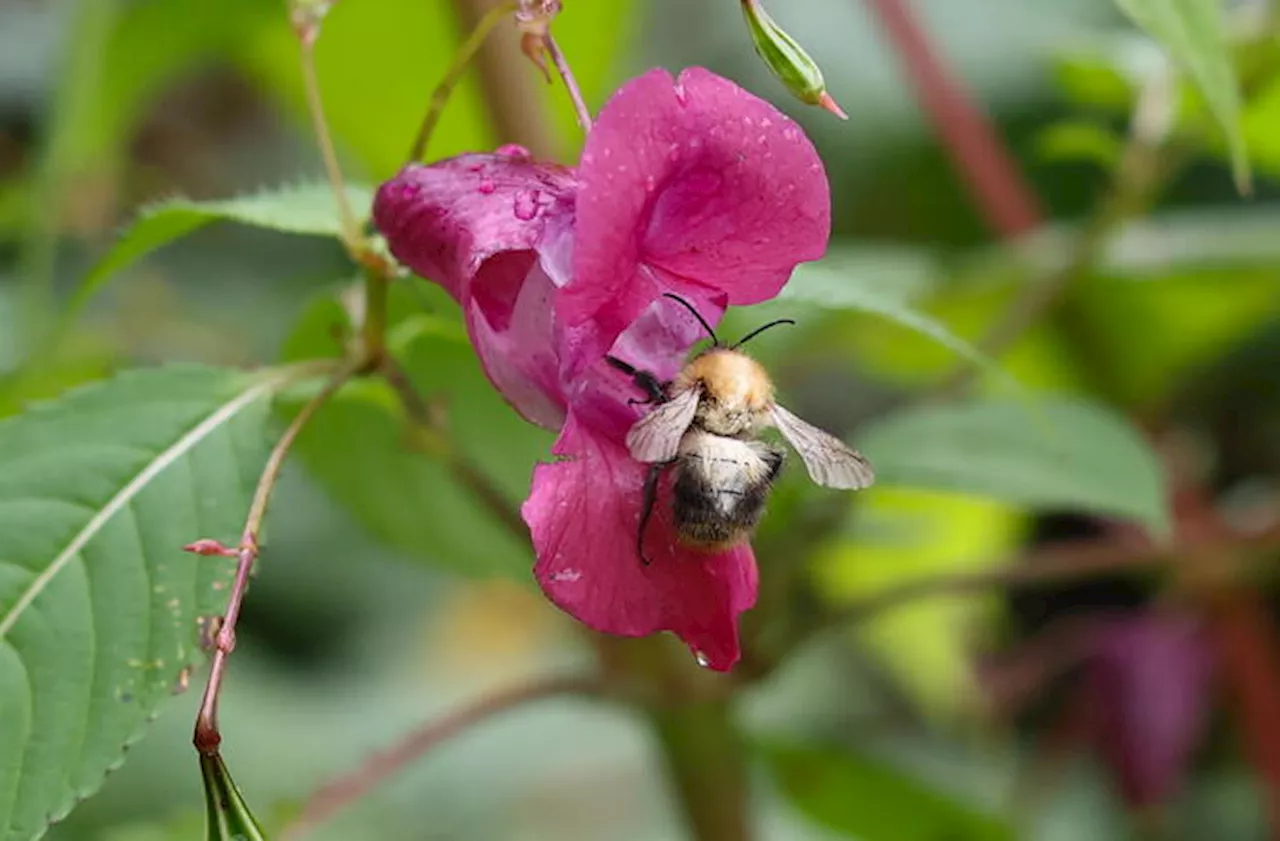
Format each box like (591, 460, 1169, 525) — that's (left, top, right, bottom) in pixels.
(693, 649, 711, 668)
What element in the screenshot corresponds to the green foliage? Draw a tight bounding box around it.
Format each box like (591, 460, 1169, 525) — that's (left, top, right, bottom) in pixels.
(1033, 120, 1125, 169)
(200, 755, 268, 841)
(0, 366, 273, 841)
(762, 741, 1013, 840)
(76, 183, 371, 317)
(777, 251, 1008, 383)
(1112, 0, 1251, 191)
(858, 397, 1171, 538)
(280, 289, 549, 578)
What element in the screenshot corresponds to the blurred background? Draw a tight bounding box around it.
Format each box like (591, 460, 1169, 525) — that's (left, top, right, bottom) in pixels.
(4, 0, 1280, 838)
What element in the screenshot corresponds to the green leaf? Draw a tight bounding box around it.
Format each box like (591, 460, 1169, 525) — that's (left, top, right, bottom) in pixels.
(75, 183, 371, 321)
(1033, 120, 1125, 169)
(282, 289, 547, 577)
(1113, 0, 1251, 192)
(857, 397, 1171, 537)
(812, 490, 1023, 719)
(777, 252, 1011, 386)
(762, 741, 1012, 840)
(201, 754, 269, 841)
(0, 365, 275, 841)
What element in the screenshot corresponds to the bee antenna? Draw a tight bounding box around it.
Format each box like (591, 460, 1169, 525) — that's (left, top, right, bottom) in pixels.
(662, 293, 720, 345)
(731, 318, 796, 349)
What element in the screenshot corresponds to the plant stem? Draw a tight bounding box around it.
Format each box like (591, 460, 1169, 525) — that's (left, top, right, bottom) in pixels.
(280, 674, 603, 840)
(409, 0, 520, 162)
(450, 0, 558, 157)
(18, 0, 118, 352)
(767, 518, 1280, 675)
(545, 34, 592, 133)
(361, 266, 389, 365)
(1204, 587, 1280, 835)
(650, 698, 753, 841)
(378, 357, 529, 541)
(937, 68, 1181, 396)
(193, 359, 360, 754)
(297, 22, 362, 257)
(861, 0, 1041, 239)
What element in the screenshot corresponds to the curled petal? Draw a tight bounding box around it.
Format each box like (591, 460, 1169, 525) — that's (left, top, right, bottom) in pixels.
(523, 416, 757, 670)
(565, 66, 830, 328)
(373, 150, 576, 301)
(466, 261, 567, 429)
(373, 150, 576, 428)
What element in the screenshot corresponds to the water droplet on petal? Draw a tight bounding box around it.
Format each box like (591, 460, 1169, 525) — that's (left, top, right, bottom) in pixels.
(674, 81, 689, 106)
(693, 649, 711, 668)
(513, 189, 541, 220)
(478, 179, 496, 195)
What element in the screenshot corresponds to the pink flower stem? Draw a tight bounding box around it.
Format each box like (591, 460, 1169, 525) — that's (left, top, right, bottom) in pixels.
(862, 0, 1042, 239)
(279, 674, 603, 840)
(546, 33, 593, 133)
(193, 359, 360, 755)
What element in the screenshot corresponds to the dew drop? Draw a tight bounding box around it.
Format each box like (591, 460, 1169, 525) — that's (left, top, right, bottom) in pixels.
(478, 179, 496, 195)
(674, 81, 690, 106)
(693, 649, 711, 668)
(513, 189, 541, 220)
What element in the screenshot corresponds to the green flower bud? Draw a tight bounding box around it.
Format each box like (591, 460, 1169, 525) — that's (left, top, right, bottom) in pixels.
(740, 0, 847, 118)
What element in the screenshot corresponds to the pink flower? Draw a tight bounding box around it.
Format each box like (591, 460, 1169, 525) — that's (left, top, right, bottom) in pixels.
(373, 67, 830, 670)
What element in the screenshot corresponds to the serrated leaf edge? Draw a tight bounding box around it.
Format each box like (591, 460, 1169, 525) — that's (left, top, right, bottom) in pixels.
(0, 375, 274, 640)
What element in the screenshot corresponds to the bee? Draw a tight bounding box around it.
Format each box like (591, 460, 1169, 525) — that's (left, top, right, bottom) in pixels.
(608, 294, 875, 563)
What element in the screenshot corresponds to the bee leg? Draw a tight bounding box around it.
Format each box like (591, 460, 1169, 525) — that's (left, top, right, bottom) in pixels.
(606, 355, 669, 405)
(637, 461, 671, 566)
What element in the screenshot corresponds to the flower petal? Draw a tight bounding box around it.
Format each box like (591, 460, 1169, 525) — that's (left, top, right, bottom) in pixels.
(373, 149, 576, 301)
(466, 260, 567, 429)
(524, 415, 757, 670)
(561, 285, 727, 440)
(374, 150, 577, 428)
(565, 66, 830, 327)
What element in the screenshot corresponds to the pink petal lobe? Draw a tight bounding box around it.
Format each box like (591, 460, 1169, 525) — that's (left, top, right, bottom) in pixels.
(373, 151, 576, 429)
(373, 151, 576, 302)
(524, 416, 757, 670)
(565, 66, 831, 327)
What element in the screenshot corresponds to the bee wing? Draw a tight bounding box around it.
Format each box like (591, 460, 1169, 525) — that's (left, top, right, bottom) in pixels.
(769, 403, 875, 490)
(625, 386, 701, 463)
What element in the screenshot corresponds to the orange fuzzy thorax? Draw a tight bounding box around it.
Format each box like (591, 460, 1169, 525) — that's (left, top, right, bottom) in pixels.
(678, 349, 775, 410)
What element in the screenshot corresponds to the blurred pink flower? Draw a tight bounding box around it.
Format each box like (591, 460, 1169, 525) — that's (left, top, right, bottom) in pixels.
(1089, 612, 1214, 808)
(373, 67, 830, 670)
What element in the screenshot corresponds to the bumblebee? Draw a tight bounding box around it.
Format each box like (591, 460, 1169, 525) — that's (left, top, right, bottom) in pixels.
(609, 294, 875, 562)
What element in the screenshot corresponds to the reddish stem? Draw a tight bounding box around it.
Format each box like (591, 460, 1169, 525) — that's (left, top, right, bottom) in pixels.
(1205, 588, 1280, 838)
(280, 675, 601, 839)
(862, 0, 1042, 238)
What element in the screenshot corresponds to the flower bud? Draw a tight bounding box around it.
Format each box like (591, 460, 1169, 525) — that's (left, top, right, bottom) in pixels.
(740, 0, 847, 119)
(289, 0, 339, 46)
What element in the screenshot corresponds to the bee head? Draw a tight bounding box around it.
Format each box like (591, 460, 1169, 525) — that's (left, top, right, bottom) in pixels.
(662, 293, 796, 358)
